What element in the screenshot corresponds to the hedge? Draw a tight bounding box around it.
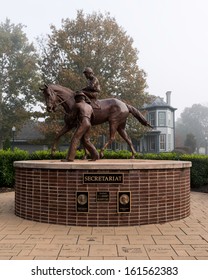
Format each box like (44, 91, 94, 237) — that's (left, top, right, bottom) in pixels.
(0, 149, 29, 187)
(0, 149, 208, 189)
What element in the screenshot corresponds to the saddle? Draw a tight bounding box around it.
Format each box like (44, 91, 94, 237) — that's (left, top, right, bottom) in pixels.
(81, 90, 101, 109)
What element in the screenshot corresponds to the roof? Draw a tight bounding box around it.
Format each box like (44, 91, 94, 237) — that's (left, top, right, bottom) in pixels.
(143, 97, 177, 111)
(16, 121, 45, 141)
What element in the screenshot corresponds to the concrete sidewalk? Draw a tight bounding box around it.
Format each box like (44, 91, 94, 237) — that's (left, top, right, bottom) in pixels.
(0, 191, 208, 260)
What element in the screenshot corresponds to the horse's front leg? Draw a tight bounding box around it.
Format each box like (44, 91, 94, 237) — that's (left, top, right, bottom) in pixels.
(51, 125, 71, 157)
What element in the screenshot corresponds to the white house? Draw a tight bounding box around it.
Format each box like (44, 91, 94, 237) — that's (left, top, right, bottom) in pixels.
(140, 91, 177, 153)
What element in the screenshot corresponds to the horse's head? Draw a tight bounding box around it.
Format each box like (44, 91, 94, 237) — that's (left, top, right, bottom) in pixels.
(39, 84, 58, 112)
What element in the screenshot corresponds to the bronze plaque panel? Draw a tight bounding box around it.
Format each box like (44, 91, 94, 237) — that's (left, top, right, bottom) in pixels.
(96, 191, 110, 202)
(83, 173, 123, 184)
(117, 191, 131, 213)
(76, 192, 89, 213)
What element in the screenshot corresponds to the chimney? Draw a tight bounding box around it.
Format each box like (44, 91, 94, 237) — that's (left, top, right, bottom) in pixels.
(166, 91, 171, 105)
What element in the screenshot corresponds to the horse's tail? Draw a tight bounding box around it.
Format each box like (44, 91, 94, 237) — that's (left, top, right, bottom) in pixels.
(127, 104, 152, 128)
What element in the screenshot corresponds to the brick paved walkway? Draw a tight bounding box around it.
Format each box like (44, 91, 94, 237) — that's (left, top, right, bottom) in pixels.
(0, 191, 208, 260)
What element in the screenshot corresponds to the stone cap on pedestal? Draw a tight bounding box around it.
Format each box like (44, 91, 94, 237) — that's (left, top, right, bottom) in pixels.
(14, 159, 192, 170)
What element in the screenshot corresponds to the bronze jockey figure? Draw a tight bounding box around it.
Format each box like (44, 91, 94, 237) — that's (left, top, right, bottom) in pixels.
(82, 67, 101, 107)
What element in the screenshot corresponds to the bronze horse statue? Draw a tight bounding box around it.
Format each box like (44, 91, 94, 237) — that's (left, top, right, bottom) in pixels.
(40, 84, 151, 159)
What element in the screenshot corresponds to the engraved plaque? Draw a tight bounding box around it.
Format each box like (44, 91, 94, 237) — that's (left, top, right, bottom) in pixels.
(117, 191, 131, 213)
(83, 173, 123, 184)
(96, 191, 110, 202)
(76, 192, 89, 212)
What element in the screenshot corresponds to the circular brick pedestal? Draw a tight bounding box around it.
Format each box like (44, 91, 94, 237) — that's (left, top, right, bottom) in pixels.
(14, 159, 191, 226)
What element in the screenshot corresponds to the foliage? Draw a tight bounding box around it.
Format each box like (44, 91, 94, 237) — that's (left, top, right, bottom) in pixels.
(0, 148, 29, 187)
(180, 154, 208, 187)
(36, 115, 74, 147)
(37, 10, 150, 140)
(102, 149, 132, 159)
(0, 19, 41, 149)
(176, 104, 208, 151)
(3, 138, 11, 150)
(184, 133, 196, 153)
(1, 149, 208, 189)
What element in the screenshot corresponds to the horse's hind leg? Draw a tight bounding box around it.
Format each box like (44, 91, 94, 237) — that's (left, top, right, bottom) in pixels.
(100, 123, 117, 158)
(117, 123, 137, 159)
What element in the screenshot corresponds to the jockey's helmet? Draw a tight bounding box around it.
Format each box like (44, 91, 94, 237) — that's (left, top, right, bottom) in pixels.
(83, 67, 94, 74)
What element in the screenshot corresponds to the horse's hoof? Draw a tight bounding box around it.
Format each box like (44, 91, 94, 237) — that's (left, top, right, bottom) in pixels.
(61, 159, 74, 162)
(99, 151, 104, 158)
(89, 155, 99, 161)
(82, 156, 87, 160)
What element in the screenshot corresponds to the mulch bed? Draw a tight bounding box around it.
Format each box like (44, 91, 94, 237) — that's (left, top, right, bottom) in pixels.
(192, 185, 208, 193)
(0, 187, 14, 193)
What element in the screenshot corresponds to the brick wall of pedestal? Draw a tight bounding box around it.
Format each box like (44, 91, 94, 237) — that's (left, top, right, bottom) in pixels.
(15, 167, 190, 226)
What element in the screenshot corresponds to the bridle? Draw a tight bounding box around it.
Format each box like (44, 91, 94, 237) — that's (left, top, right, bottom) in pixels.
(46, 86, 75, 116)
(47, 86, 74, 108)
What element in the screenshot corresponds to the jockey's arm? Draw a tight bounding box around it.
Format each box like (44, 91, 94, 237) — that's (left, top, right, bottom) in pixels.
(83, 77, 100, 92)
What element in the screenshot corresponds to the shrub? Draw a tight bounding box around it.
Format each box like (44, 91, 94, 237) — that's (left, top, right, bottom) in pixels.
(0, 148, 29, 187)
(28, 150, 67, 160)
(180, 154, 208, 187)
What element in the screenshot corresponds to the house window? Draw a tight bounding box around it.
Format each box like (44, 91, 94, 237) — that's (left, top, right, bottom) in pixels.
(158, 112, 166, 126)
(149, 136, 156, 151)
(160, 134, 166, 150)
(148, 112, 156, 126)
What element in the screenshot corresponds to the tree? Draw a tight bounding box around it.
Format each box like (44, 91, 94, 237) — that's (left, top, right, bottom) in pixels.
(176, 104, 208, 152)
(0, 19, 40, 149)
(38, 10, 150, 143)
(184, 133, 196, 153)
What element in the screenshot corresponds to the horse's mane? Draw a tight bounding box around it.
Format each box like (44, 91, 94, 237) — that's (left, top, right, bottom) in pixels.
(48, 84, 74, 95)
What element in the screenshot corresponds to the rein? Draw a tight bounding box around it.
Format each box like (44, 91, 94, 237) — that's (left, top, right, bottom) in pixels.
(49, 87, 75, 112)
(56, 96, 72, 107)
(56, 92, 75, 107)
